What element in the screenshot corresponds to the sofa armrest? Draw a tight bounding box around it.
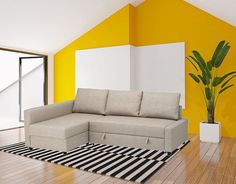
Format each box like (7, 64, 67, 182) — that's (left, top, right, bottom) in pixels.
(24, 100, 74, 146)
(24, 100, 74, 125)
(165, 118, 188, 152)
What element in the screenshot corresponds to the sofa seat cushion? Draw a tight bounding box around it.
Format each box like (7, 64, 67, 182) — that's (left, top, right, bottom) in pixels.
(90, 116, 176, 138)
(29, 113, 102, 139)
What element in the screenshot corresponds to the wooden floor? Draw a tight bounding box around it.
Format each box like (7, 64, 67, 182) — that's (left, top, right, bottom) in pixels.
(0, 128, 236, 184)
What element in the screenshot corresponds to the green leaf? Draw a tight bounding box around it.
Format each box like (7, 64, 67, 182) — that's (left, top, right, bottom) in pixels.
(212, 71, 236, 87)
(192, 51, 211, 79)
(220, 71, 236, 83)
(212, 76, 221, 87)
(218, 84, 234, 94)
(211, 40, 225, 67)
(221, 75, 236, 89)
(214, 43, 231, 68)
(186, 57, 198, 71)
(190, 55, 211, 80)
(207, 60, 212, 71)
(205, 87, 211, 100)
(189, 73, 200, 83)
(198, 75, 207, 85)
(202, 72, 210, 85)
(192, 50, 207, 68)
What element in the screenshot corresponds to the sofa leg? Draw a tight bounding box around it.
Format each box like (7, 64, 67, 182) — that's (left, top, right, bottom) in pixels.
(28, 147, 33, 151)
(62, 152, 67, 155)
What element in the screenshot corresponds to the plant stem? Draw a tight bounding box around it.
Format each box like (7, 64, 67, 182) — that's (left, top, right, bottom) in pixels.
(198, 84, 208, 110)
(207, 109, 214, 123)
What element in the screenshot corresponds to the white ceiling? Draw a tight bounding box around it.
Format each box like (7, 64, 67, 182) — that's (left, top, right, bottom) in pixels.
(1, 0, 234, 55)
(185, 0, 236, 27)
(0, 0, 144, 54)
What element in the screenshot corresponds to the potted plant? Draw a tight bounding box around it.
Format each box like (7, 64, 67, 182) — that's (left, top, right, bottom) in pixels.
(187, 40, 236, 143)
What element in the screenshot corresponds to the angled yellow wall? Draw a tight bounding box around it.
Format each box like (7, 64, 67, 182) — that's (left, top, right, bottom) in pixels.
(54, 4, 135, 102)
(134, 0, 236, 137)
(54, 0, 236, 137)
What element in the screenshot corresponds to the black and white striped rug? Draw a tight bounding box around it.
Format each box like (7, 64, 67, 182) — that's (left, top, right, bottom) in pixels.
(0, 140, 189, 183)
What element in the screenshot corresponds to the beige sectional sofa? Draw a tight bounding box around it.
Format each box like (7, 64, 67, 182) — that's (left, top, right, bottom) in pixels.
(24, 88, 188, 153)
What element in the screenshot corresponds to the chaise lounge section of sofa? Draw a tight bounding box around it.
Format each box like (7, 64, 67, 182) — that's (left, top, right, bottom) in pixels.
(24, 88, 188, 153)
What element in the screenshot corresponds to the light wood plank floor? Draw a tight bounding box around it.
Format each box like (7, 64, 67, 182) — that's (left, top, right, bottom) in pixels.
(0, 128, 235, 184)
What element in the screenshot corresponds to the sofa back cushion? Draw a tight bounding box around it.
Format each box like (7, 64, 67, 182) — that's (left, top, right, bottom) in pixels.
(73, 88, 108, 115)
(140, 92, 180, 120)
(105, 90, 142, 116)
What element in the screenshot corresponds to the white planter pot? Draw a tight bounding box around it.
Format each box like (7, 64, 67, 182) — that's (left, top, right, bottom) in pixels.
(200, 122, 221, 143)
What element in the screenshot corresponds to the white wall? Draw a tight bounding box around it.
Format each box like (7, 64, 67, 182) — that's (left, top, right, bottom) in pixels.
(76, 45, 132, 90)
(76, 43, 185, 106)
(0, 51, 20, 92)
(133, 43, 185, 106)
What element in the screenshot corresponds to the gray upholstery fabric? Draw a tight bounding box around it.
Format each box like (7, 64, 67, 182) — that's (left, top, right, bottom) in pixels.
(29, 113, 102, 139)
(105, 90, 142, 116)
(165, 119, 188, 152)
(90, 117, 188, 152)
(24, 100, 74, 146)
(73, 88, 108, 115)
(30, 132, 88, 151)
(25, 100, 74, 125)
(90, 115, 176, 138)
(24, 90, 188, 152)
(89, 132, 165, 151)
(140, 92, 180, 120)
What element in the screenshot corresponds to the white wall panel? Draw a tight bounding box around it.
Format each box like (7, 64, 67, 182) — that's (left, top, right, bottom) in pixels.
(133, 42, 185, 107)
(76, 43, 185, 106)
(76, 45, 132, 90)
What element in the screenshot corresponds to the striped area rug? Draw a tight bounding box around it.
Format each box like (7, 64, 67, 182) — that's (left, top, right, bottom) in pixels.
(0, 140, 189, 183)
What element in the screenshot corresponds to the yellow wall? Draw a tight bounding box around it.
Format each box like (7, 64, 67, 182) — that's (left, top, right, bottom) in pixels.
(134, 0, 236, 137)
(54, 4, 134, 102)
(54, 0, 236, 137)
